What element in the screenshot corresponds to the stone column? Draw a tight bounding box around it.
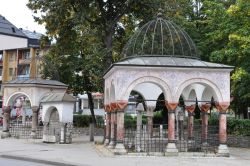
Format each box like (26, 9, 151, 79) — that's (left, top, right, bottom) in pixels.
(216, 102, 230, 157)
(108, 106, 115, 149)
(114, 100, 128, 155)
(136, 109, 143, 152)
(165, 102, 178, 155)
(200, 103, 211, 145)
(43, 122, 50, 142)
(31, 106, 39, 138)
(60, 123, 66, 144)
(104, 104, 111, 145)
(185, 105, 196, 140)
(146, 106, 154, 137)
(1, 106, 11, 138)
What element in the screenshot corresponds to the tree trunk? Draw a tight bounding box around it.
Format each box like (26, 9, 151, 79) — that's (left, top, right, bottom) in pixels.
(103, 25, 115, 69)
(87, 91, 96, 142)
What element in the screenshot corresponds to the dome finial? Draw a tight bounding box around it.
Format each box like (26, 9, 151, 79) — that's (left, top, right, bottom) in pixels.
(157, 8, 163, 18)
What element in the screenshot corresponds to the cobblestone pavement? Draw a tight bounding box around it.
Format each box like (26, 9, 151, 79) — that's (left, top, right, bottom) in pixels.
(0, 135, 250, 166)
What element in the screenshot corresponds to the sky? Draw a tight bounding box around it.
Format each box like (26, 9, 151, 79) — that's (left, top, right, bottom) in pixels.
(0, 0, 46, 34)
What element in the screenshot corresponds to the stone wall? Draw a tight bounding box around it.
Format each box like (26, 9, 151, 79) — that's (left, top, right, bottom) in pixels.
(71, 127, 104, 138)
(227, 135, 250, 148)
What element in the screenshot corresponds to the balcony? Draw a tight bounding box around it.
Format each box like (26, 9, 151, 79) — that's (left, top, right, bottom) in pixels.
(18, 58, 31, 65)
(15, 74, 30, 80)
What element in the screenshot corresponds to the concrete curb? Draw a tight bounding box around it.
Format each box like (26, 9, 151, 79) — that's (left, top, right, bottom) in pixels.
(0, 155, 83, 166)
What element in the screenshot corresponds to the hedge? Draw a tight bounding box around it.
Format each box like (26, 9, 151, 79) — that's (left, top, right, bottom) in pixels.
(227, 118, 250, 136)
(73, 115, 104, 127)
(124, 114, 147, 127)
(203, 117, 250, 136)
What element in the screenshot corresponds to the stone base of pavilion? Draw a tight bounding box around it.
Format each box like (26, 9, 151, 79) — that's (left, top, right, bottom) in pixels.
(102, 143, 230, 157)
(217, 144, 230, 157)
(0, 131, 11, 139)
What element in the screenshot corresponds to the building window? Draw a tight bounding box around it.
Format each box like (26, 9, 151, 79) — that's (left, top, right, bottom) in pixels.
(23, 51, 30, 59)
(83, 99, 89, 109)
(18, 65, 30, 75)
(9, 52, 16, 62)
(0, 52, 3, 62)
(9, 68, 13, 76)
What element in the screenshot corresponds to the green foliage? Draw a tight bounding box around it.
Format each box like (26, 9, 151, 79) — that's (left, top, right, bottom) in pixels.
(27, 0, 250, 117)
(192, 0, 250, 117)
(203, 116, 250, 136)
(73, 115, 90, 127)
(153, 110, 168, 124)
(124, 114, 147, 127)
(73, 115, 104, 128)
(227, 118, 250, 136)
(124, 114, 136, 127)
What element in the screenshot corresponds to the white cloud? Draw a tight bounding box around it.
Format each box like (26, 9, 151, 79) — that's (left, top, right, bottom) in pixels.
(0, 0, 46, 34)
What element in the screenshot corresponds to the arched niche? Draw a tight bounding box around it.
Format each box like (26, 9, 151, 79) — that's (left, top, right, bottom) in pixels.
(176, 78, 223, 103)
(121, 76, 172, 102)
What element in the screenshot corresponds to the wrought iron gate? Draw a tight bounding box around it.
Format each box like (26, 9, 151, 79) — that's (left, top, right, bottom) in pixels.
(124, 124, 168, 153)
(9, 119, 43, 139)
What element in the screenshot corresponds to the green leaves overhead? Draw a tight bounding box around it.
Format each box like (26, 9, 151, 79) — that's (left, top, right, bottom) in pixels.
(27, 0, 250, 117)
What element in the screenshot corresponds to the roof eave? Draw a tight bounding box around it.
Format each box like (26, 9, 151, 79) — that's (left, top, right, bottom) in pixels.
(104, 63, 234, 76)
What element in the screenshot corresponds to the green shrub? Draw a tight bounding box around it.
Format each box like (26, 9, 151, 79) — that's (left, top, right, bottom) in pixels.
(73, 115, 104, 127)
(124, 114, 136, 127)
(227, 118, 250, 136)
(153, 110, 168, 124)
(206, 116, 250, 136)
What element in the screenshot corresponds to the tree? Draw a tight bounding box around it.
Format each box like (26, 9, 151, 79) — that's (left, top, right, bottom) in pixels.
(195, 0, 250, 117)
(27, 0, 193, 113)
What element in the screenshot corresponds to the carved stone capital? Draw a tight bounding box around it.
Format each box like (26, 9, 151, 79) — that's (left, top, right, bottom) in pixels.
(31, 106, 39, 113)
(116, 100, 128, 110)
(216, 102, 230, 113)
(105, 104, 112, 113)
(200, 103, 211, 113)
(165, 101, 178, 111)
(110, 102, 118, 111)
(3, 106, 11, 114)
(185, 104, 196, 115)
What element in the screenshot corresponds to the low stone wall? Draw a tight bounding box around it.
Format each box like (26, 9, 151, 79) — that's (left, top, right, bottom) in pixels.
(227, 135, 250, 148)
(71, 127, 104, 138)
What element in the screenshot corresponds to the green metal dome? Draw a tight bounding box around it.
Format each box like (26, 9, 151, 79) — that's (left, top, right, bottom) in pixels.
(122, 10, 199, 59)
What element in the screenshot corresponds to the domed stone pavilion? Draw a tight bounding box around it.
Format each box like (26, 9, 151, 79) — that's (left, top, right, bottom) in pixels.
(103, 10, 233, 156)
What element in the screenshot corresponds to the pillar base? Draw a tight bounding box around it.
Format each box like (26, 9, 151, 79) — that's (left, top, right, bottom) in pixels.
(30, 131, 37, 139)
(60, 140, 65, 144)
(104, 138, 110, 146)
(114, 143, 127, 155)
(1, 131, 10, 139)
(165, 142, 178, 156)
(108, 140, 115, 149)
(217, 144, 230, 157)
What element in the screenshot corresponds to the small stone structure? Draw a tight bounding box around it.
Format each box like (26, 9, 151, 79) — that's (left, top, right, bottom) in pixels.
(1, 79, 67, 139)
(41, 92, 76, 144)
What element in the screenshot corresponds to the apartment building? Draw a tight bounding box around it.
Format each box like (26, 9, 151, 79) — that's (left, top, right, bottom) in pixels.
(0, 15, 49, 104)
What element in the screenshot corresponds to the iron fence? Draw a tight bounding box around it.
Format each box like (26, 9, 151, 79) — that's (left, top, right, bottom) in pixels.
(124, 124, 219, 154)
(124, 124, 168, 153)
(9, 121, 43, 139)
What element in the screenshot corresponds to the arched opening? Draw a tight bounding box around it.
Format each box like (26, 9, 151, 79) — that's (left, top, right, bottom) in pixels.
(176, 82, 220, 152)
(122, 81, 171, 153)
(154, 93, 168, 125)
(43, 107, 61, 143)
(7, 93, 33, 138)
